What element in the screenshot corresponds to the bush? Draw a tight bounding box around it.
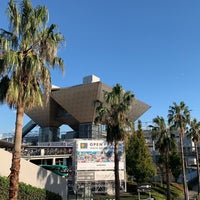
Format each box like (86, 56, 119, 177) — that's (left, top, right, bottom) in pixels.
(125, 181, 183, 200)
(0, 176, 62, 200)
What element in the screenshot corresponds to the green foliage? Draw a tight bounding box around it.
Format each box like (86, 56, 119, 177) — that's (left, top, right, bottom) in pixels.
(84, 181, 184, 200)
(126, 120, 156, 183)
(168, 101, 191, 200)
(95, 84, 135, 200)
(95, 83, 134, 143)
(1, 0, 65, 198)
(152, 182, 183, 200)
(169, 150, 182, 181)
(0, 0, 65, 109)
(0, 176, 62, 200)
(0, 176, 9, 199)
(135, 181, 182, 200)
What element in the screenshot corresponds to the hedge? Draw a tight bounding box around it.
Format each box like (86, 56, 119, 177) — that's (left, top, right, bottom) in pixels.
(0, 176, 62, 200)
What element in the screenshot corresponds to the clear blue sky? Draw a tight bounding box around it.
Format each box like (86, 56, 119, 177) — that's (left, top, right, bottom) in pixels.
(1, 0, 200, 134)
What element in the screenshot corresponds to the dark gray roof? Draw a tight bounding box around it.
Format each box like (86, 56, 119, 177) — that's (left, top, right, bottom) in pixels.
(26, 81, 150, 131)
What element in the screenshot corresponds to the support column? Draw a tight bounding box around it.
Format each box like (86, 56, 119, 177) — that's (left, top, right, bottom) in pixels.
(38, 127, 60, 142)
(52, 158, 56, 165)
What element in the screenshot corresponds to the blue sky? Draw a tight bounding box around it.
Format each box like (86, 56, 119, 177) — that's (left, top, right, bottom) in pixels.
(1, 0, 200, 134)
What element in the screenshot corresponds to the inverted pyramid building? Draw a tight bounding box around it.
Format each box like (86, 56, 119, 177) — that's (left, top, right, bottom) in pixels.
(25, 75, 150, 142)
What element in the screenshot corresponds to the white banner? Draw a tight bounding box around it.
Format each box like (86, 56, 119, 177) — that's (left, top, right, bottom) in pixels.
(95, 171, 125, 181)
(76, 140, 125, 171)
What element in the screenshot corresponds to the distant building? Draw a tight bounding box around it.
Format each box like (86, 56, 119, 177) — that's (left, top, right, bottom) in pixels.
(17, 75, 150, 197)
(24, 75, 150, 142)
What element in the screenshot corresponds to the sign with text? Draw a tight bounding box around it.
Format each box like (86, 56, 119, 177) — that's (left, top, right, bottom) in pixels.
(76, 140, 125, 171)
(137, 184, 152, 192)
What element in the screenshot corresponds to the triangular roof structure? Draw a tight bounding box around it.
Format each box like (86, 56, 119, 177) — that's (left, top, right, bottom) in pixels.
(26, 76, 150, 131)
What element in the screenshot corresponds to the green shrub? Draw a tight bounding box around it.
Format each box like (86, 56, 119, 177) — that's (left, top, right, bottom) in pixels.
(0, 176, 9, 200)
(0, 176, 62, 200)
(126, 181, 183, 200)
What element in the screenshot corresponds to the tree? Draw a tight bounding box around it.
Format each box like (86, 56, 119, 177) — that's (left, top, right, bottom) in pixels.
(168, 101, 191, 200)
(95, 84, 134, 200)
(187, 118, 200, 195)
(126, 120, 155, 184)
(0, 0, 65, 199)
(156, 156, 165, 186)
(150, 116, 176, 200)
(169, 148, 182, 182)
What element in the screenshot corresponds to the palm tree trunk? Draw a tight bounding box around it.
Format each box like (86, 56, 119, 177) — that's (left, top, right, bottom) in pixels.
(9, 106, 24, 200)
(195, 143, 200, 195)
(180, 136, 189, 200)
(165, 153, 171, 200)
(114, 140, 120, 200)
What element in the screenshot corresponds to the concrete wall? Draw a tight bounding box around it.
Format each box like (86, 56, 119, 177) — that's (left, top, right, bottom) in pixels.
(0, 148, 68, 199)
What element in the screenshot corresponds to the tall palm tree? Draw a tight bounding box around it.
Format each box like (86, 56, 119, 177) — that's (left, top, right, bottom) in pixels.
(168, 101, 191, 200)
(95, 84, 134, 200)
(150, 116, 176, 200)
(0, 0, 65, 199)
(187, 118, 200, 195)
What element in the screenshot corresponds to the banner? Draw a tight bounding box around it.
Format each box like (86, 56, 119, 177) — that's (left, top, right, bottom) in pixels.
(76, 140, 125, 170)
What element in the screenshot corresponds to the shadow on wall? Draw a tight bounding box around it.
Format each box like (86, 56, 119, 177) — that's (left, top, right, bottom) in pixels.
(0, 148, 68, 199)
(37, 166, 68, 199)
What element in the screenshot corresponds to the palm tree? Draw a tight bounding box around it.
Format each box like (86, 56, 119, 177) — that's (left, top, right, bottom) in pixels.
(169, 148, 182, 182)
(150, 116, 176, 200)
(187, 118, 200, 195)
(168, 101, 191, 200)
(0, 0, 64, 199)
(95, 84, 134, 200)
